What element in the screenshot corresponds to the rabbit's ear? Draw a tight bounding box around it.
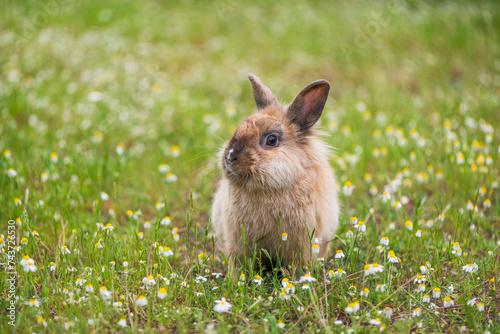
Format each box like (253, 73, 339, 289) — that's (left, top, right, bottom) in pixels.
(248, 73, 278, 111)
(287, 79, 330, 132)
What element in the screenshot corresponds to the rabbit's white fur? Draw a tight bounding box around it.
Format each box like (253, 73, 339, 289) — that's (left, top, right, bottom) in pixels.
(211, 73, 339, 270)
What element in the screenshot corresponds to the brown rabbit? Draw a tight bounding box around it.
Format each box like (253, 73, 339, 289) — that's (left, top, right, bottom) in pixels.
(211, 73, 339, 272)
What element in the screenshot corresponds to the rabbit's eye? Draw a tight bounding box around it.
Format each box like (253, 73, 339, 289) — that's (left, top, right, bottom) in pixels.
(266, 135, 277, 146)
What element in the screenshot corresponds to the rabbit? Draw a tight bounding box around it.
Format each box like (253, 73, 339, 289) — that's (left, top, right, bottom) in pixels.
(211, 73, 339, 273)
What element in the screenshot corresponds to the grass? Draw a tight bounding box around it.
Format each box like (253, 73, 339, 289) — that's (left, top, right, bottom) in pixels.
(1, 0, 499, 332)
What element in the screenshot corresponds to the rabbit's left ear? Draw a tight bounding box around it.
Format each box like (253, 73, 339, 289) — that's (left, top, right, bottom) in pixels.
(287, 79, 330, 132)
(248, 73, 279, 111)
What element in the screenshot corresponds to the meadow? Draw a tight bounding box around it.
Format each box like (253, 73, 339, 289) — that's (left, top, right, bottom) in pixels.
(1, 0, 499, 332)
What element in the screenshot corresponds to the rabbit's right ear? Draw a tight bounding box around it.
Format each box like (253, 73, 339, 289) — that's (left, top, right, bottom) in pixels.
(248, 73, 278, 111)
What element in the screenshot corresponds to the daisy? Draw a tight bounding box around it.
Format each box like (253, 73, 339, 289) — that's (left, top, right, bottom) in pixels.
(415, 230, 422, 237)
(14, 198, 22, 206)
(405, 220, 413, 230)
(159, 163, 170, 173)
(382, 192, 391, 203)
(85, 283, 94, 293)
(356, 221, 366, 232)
(118, 318, 127, 327)
(467, 298, 476, 306)
(113, 301, 123, 308)
(27, 299, 40, 307)
(142, 275, 156, 286)
(277, 321, 285, 329)
(158, 287, 167, 299)
(443, 296, 454, 307)
(173, 233, 180, 241)
(369, 318, 381, 325)
(137, 232, 144, 240)
(380, 237, 389, 245)
(343, 181, 355, 196)
(364, 264, 374, 276)
(198, 252, 207, 264)
(388, 251, 400, 263)
(76, 278, 86, 286)
(116, 143, 125, 155)
(369, 185, 378, 195)
(477, 302, 484, 312)
(50, 262, 56, 271)
(161, 216, 171, 226)
(484, 199, 491, 208)
(195, 275, 207, 284)
(41, 172, 49, 182)
(432, 287, 441, 298)
(423, 295, 430, 303)
(100, 286, 112, 300)
(376, 284, 386, 292)
(412, 308, 422, 317)
(171, 145, 180, 157)
(281, 233, 288, 241)
(414, 275, 426, 284)
(213, 297, 232, 313)
(360, 288, 370, 297)
(136, 295, 148, 307)
(335, 250, 345, 259)
(299, 273, 316, 283)
(346, 230, 354, 238)
(394, 201, 402, 209)
(345, 301, 360, 314)
(350, 217, 358, 225)
(462, 263, 479, 273)
(254, 275, 263, 285)
(24, 259, 37, 272)
(100, 192, 109, 201)
(383, 307, 393, 319)
(166, 172, 177, 182)
(312, 244, 320, 254)
(144, 221, 151, 229)
(7, 168, 18, 178)
(279, 291, 290, 300)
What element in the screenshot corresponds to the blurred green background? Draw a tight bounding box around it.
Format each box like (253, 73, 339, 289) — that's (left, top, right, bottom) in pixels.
(1, 1, 500, 332)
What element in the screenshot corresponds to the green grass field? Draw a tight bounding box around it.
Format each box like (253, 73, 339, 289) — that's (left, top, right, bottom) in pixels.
(1, 0, 500, 332)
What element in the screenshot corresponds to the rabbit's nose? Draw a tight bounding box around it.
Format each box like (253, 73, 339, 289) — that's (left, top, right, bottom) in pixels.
(226, 147, 237, 163)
